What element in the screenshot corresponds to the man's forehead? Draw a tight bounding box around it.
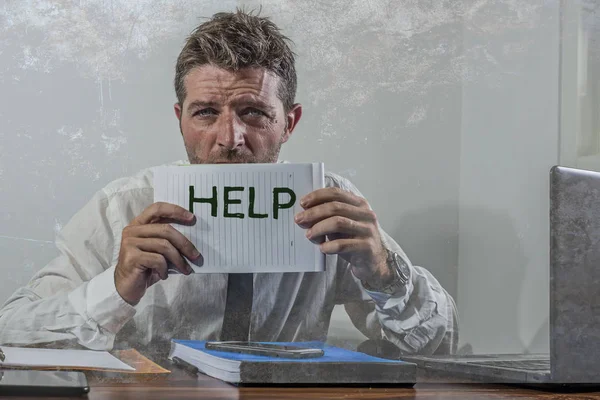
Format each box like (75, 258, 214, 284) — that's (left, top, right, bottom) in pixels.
(183, 65, 279, 101)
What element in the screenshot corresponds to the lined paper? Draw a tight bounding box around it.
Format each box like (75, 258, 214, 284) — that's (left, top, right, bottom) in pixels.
(154, 163, 325, 273)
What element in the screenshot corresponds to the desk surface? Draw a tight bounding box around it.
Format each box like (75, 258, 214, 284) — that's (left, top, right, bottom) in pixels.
(5, 364, 598, 400)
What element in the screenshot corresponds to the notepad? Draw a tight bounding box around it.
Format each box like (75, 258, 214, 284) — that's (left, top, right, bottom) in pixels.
(153, 163, 326, 273)
(167, 340, 416, 385)
(0, 347, 135, 372)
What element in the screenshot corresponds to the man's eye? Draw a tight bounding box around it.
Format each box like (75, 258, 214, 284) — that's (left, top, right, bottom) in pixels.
(194, 108, 217, 117)
(243, 108, 266, 117)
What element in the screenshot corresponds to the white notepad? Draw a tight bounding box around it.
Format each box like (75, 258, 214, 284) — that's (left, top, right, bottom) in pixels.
(153, 163, 326, 273)
(0, 346, 135, 371)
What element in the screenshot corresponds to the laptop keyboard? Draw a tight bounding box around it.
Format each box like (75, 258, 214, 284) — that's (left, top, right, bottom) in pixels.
(467, 359, 550, 371)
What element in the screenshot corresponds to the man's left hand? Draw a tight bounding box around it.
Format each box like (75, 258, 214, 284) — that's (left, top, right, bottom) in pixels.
(295, 187, 394, 289)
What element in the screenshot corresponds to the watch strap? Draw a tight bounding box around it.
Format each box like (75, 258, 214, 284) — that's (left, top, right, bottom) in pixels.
(362, 250, 409, 294)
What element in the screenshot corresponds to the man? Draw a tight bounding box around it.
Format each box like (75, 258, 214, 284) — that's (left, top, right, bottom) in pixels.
(0, 9, 457, 355)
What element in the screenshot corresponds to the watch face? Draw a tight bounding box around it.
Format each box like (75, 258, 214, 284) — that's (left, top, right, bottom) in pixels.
(392, 252, 410, 284)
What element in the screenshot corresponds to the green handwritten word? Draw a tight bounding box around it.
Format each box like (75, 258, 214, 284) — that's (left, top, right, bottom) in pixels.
(189, 186, 296, 219)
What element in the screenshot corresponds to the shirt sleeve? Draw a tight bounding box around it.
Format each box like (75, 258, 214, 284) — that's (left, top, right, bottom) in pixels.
(0, 189, 136, 350)
(329, 173, 458, 355)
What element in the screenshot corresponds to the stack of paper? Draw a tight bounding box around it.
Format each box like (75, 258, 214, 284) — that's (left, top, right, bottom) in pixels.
(0, 347, 135, 372)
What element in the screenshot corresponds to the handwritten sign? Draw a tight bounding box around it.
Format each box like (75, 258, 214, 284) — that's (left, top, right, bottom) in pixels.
(153, 163, 325, 273)
(188, 186, 296, 219)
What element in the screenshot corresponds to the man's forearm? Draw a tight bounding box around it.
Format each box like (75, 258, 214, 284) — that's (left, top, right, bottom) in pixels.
(0, 267, 136, 350)
(0, 288, 105, 349)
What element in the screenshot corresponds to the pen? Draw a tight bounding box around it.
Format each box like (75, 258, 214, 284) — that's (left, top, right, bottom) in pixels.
(0, 347, 5, 362)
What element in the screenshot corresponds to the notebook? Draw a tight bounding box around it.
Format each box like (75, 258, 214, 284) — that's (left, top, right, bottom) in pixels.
(167, 340, 416, 385)
(0, 346, 135, 372)
(153, 163, 326, 274)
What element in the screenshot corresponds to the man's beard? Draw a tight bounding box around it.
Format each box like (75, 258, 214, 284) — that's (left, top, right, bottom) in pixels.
(184, 138, 284, 164)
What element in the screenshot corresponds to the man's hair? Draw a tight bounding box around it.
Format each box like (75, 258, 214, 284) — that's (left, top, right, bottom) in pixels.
(175, 8, 297, 112)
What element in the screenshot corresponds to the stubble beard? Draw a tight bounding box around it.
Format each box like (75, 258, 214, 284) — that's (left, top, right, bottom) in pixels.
(183, 133, 284, 165)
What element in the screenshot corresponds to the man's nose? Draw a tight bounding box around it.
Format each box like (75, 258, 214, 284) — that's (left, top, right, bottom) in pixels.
(216, 114, 245, 150)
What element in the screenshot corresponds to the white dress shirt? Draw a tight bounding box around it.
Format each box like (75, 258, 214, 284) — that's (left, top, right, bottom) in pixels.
(0, 161, 458, 355)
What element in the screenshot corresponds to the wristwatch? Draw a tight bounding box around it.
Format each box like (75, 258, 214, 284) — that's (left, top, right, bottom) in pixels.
(362, 250, 410, 294)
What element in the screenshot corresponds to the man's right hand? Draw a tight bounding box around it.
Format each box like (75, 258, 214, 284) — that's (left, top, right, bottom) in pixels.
(114, 202, 201, 305)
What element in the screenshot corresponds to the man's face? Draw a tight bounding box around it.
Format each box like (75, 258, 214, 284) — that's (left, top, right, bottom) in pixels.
(174, 65, 302, 164)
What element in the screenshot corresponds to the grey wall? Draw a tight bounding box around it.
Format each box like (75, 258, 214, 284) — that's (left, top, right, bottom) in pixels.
(0, 1, 464, 348)
(0, 1, 461, 346)
(0, 0, 572, 352)
(457, 1, 560, 354)
(0, 0, 234, 299)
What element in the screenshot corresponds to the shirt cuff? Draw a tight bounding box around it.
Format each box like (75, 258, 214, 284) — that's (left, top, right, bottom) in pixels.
(358, 274, 413, 311)
(354, 267, 410, 309)
(362, 286, 393, 307)
(69, 266, 136, 335)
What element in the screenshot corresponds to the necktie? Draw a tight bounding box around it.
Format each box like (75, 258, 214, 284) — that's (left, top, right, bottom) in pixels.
(220, 273, 254, 341)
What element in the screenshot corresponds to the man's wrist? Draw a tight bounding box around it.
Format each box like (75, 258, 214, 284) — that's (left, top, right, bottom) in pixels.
(362, 250, 410, 294)
(364, 257, 394, 289)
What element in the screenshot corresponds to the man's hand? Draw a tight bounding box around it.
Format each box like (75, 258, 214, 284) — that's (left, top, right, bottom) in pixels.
(294, 188, 393, 289)
(114, 202, 201, 305)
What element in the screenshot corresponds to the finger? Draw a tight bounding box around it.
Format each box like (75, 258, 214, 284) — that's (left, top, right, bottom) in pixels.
(133, 237, 193, 275)
(148, 272, 162, 286)
(306, 216, 372, 241)
(136, 251, 169, 280)
(295, 201, 376, 228)
(300, 187, 367, 209)
(132, 202, 196, 226)
(308, 235, 327, 245)
(319, 238, 369, 256)
(125, 224, 201, 264)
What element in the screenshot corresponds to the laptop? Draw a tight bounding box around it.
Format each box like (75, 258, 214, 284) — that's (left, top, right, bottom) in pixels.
(400, 166, 600, 386)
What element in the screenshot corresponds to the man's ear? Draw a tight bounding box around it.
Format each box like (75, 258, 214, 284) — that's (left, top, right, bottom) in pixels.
(174, 103, 182, 121)
(281, 103, 302, 144)
(174, 103, 184, 136)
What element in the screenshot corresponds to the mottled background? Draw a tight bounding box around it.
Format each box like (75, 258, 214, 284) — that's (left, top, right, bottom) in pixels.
(1, 0, 599, 354)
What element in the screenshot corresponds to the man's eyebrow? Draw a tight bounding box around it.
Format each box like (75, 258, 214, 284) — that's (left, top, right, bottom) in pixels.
(186, 98, 277, 114)
(186, 100, 219, 112)
(233, 98, 277, 113)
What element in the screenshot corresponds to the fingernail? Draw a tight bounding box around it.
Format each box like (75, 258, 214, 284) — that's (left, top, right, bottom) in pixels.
(192, 249, 201, 258)
(300, 198, 307, 207)
(295, 213, 303, 222)
(306, 229, 312, 238)
(186, 212, 195, 220)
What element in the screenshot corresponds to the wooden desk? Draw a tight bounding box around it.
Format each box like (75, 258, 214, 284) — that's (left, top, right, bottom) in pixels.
(4, 354, 600, 399)
(3, 364, 594, 400)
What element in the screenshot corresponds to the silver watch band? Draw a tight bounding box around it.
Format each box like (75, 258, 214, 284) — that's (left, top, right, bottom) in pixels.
(362, 250, 410, 294)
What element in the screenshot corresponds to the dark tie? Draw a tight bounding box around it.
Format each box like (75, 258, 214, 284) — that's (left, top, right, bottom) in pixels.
(220, 273, 254, 341)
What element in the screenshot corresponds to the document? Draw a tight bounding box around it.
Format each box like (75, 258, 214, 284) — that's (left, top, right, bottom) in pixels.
(0, 346, 135, 371)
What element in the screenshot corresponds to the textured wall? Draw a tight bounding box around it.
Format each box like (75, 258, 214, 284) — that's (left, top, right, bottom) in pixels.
(0, 0, 568, 352)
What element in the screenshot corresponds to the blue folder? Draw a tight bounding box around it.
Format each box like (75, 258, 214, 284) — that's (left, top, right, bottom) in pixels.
(169, 340, 416, 385)
(174, 340, 403, 363)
